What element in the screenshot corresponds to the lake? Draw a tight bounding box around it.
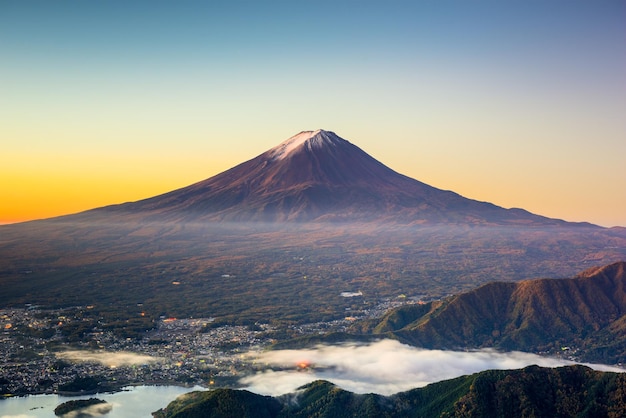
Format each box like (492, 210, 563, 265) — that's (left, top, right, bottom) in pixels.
(0, 385, 204, 418)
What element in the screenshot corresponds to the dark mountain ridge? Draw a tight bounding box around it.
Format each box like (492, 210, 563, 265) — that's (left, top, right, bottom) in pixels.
(153, 365, 626, 418)
(94, 129, 591, 225)
(353, 261, 626, 362)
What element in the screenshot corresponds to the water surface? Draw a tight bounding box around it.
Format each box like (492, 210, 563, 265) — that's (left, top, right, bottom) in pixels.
(0, 385, 203, 418)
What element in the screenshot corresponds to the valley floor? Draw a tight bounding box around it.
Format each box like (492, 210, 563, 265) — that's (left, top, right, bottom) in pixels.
(0, 297, 416, 397)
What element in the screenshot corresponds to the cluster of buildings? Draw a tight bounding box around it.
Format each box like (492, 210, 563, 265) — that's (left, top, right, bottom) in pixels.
(0, 309, 272, 396)
(0, 294, 425, 397)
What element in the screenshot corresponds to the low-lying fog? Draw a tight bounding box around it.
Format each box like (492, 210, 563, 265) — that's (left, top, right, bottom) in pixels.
(241, 339, 624, 396)
(51, 341, 625, 398)
(56, 350, 160, 367)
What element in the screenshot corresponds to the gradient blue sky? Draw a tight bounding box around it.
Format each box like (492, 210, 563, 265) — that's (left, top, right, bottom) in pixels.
(1, 1, 625, 226)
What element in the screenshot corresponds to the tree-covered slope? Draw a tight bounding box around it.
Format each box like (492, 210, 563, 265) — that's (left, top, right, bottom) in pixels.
(353, 262, 626, 362)
(152, 388, 282, 418)
(153, 365, 626, 418)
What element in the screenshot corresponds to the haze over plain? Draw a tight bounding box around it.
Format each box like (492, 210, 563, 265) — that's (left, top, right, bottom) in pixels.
(1, 0, 625, 226)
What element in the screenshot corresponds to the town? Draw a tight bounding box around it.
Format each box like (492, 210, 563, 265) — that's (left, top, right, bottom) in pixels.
(0, 294, 426, 397)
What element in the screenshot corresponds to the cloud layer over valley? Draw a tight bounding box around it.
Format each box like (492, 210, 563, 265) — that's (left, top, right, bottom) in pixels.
(241, 339, 624, 396)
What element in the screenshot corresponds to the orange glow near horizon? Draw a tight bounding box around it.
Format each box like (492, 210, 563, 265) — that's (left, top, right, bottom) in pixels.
(0, 151, 237, 225)
(1, 172, 185, 224)
(1, 139, 625, 228)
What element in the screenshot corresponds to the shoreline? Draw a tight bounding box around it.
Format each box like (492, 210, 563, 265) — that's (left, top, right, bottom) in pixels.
(0, 381, 205, 400)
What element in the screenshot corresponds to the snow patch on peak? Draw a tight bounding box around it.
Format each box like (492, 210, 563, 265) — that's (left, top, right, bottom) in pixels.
(269, 130, 339, 160)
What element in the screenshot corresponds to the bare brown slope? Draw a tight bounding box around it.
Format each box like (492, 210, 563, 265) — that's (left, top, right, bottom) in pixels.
(364, 262, 626, 361)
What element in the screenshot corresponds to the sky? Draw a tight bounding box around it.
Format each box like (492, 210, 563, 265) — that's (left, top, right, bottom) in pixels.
(1, 1, 625, 226)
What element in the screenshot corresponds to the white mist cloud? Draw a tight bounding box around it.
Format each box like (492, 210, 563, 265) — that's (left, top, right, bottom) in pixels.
(241, 339, 624, 396)
(56, 350, 160, 367)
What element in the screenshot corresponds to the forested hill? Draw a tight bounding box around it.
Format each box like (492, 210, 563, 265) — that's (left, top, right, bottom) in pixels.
(152, 365, 626, 418)
(351, 261, 626, 363)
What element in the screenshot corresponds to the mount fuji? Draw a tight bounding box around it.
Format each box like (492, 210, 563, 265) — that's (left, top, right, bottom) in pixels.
(1, 129, 624, 329)
(97, 129, 580, 225)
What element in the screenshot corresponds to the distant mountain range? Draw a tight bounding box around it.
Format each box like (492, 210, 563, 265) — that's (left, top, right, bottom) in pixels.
(94, 129, 592, 225)
(153, 365, 626, 418)
(350, 261, 626, 363)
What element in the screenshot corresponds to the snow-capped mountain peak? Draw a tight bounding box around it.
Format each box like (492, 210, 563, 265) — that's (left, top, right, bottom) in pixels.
(269, 129, 341, 160)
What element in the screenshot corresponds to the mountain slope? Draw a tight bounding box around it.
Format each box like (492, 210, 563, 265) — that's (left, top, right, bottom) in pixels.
(97, 129, 581, 225)
(2, 130, 625, 334)
(153, 365, 626, 418)
(353, 261, 626, 362)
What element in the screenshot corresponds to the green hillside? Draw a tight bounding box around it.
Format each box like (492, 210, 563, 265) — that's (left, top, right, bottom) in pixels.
(153, 365, 626, 418)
